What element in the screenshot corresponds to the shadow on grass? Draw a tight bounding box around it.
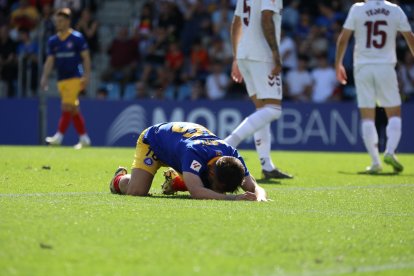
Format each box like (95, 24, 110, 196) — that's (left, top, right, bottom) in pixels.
(338, 171, 404, 176)
(257, 179, 281, 184)
(149, 194, 192, 199)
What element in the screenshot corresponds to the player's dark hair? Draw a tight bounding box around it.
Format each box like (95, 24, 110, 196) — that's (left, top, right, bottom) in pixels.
(215, 156, 245, 193)
(56, 8, 72, 19)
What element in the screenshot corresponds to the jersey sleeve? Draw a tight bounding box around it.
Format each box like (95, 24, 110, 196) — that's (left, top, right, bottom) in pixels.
(234, 0, 243, 17)
(397, 7, 412, 32)
(261, 0, 280, 13)
(181, 149, 205, 176)
(343, 4, 356, 30)
(80, 36, 89, 52)
(77, 34, 89, 52)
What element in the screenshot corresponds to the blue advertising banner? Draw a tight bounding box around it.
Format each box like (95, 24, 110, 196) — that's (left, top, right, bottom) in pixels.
(1, 98, 413, 152)
(0, 99, 39, 145)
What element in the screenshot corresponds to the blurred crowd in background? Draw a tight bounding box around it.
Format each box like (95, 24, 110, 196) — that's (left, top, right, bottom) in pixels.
(1, 0, 414, 102)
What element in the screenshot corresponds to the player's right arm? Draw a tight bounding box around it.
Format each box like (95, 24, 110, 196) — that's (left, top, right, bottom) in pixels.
(40, 55, 55, 91)
(80, 49, 91, 88)
(183, 172, 257, 201)
(231, 14, 243, 83)
(401, 31, 414, 57)
(335, 28, 353, 85)
(242, 175, 267, 202)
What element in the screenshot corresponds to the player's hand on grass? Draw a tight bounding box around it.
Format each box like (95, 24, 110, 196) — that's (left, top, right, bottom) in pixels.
(235, 191, 258, 201)
(231, 60, 243, 83)
(336, 64, 347, 85)
(255, 187, 267, 202)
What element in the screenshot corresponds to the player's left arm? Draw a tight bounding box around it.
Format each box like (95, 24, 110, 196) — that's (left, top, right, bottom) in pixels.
(335, 28, 353, 85)
(80, 49, 91, 88)
(241, 175, 267, 202)
(261, 9, 281, 76)
(40, 55, 55, 91)
(183, 172, 257, 201)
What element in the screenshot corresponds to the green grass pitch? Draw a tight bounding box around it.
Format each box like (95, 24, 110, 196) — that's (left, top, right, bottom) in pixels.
(1, 146, 413, 275)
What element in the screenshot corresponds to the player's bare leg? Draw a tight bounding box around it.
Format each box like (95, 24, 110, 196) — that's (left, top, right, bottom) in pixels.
(360, 108, 382, 173)
(110, 168, 154, 196)
(125, 168, 154, 195)
(383, 106, 403, 172)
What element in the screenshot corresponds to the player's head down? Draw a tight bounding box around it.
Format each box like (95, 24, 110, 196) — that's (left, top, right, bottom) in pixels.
(213, 156, 245, 193)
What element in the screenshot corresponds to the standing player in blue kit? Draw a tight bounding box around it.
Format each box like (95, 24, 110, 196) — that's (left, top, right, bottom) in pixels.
(41, 8, 92, 149)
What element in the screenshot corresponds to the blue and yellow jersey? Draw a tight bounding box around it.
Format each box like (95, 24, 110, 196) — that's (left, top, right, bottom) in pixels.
(143, 122, 249, 187)
(47, 30, 88, 81)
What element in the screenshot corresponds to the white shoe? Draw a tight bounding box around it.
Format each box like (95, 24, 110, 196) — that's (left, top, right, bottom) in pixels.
(45, 133, 63, 145)
(365, 164, 382, 174)
(74, 135, 91, 149)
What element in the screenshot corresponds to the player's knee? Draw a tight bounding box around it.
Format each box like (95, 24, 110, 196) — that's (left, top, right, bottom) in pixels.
(125, 176, 152, 196)
(125, 182, 150, 196)
(386, 117, 401, 132)
(262, 104, 282, 121)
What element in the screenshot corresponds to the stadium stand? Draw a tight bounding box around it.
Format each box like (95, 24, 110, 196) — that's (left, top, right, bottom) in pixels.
(1, 0, 414, 103)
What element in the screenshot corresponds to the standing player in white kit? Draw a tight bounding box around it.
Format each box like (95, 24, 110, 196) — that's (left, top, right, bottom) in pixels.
(225, 0, 292, 179)
(336, 0, 414, 173)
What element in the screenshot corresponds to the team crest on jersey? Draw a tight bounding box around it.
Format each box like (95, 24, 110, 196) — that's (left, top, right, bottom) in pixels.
(144, 157, 154, 166)
(215, 151, 223, 157)
(190, 160, 202, 172)
(66, 41, 73, 49)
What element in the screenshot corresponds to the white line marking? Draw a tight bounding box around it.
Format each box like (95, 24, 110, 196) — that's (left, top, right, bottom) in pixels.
(267, 183, 414, 192)
(1, 183, 413, 198)
(271, 262, 414, 276)
(0, 191, 107, 197)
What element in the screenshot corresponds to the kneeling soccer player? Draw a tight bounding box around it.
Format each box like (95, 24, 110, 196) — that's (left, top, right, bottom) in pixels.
(109, 122, 267, 201)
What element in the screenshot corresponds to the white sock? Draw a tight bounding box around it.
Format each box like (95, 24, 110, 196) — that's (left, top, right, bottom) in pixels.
(361, 120, 380, 166)
(80, 134, 91, 143)
(254, 123, 275, 171)
(385, 116, 401, 155)
(225, 105, 281, 147)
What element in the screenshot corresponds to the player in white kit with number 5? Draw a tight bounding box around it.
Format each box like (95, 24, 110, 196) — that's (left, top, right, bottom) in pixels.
(336, 0, 414, 173)
(225, 0, 292, 179)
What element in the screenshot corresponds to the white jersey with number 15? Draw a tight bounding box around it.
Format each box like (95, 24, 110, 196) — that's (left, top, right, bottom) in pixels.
(235, 0, 283, 62)
(343, 0, 411, 65)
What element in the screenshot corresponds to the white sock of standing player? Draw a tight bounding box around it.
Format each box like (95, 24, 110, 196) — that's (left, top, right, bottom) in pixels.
(385, 116, 402, 155)
(254, 123, 276, 172)
(361, 120, 381, 166)
(225, 104, 281, 147)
